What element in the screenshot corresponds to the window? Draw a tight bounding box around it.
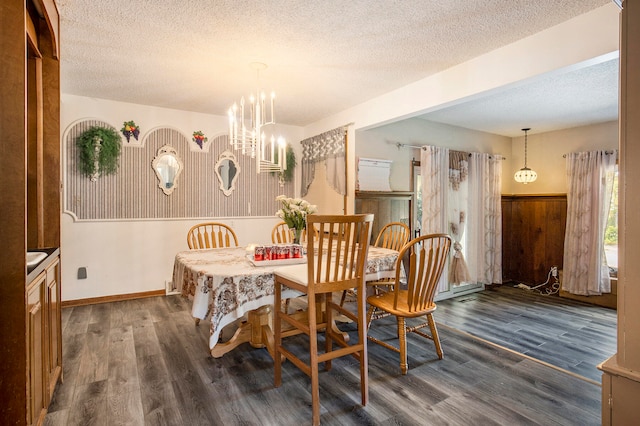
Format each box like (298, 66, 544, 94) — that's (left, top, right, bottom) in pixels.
(604, 167, 618, 273)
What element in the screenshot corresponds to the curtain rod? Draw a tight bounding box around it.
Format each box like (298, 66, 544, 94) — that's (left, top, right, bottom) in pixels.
(562, 150, 616, 158)
(389, 141, 422, 150)
(388, 140, 506, 159)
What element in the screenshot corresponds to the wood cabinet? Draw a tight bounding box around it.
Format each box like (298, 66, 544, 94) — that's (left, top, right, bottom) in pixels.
(355, 191, 413, 243)
(501, 194, 567, 285)
(26, 253, 61, 426)
(1, 1, 61, 424)
(27, 273, 46, 426)
(45, 258, 62, 399)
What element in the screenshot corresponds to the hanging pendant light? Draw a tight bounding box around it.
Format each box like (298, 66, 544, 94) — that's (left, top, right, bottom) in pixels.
(514, 128, 537, 184)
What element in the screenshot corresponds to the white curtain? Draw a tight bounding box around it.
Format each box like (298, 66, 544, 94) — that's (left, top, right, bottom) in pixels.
(448, 151, 471, 284)
(563, 150, 616, 295)
(420, 146, 449, 292)
(467, 152, 503, 285)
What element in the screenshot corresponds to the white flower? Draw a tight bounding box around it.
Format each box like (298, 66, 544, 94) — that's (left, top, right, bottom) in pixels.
(275, 195, 317, 230)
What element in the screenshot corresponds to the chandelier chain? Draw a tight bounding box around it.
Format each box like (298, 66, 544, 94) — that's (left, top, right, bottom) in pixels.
(514, 127, 536, 184)
(524, 130, 528, 167)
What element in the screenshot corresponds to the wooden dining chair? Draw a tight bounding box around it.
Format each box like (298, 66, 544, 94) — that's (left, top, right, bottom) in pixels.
(273, 214, 373, 426)
(366, 233, 451, 375)
(368, 221, 410, 292)
(270, 221, 318, 244)
(340, 221, 410, 306)
(187, 222, 239, 249)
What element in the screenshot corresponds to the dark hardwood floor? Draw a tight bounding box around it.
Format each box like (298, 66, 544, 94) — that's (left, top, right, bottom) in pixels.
(45, 290, 606, 425)
(435, 285, 617, 383)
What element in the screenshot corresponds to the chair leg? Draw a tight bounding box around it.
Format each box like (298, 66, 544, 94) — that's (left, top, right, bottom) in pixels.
(325, 293, 333, 371)
(307, 292, 321, 426)
(427, 313, 443, 359)
(274, 280, 282, 388)
(356, 287, 369, 406)
(397, 316, 408, 375)
(339, 289, 348, 307)
(366, 305, 375, 329)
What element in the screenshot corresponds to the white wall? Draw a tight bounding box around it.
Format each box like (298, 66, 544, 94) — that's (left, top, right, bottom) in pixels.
(356, 119, 512, 191)
(354, 119, 618, 195)
(61, 95, 303, 302)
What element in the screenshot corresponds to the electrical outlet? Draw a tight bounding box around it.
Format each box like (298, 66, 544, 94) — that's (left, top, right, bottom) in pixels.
(77, 267, 87, 279)
(551, 266, 558, 277)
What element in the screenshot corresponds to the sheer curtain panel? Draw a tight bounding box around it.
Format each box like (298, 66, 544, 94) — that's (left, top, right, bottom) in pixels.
(420, 145, 449, 292)
(563, 150, 616, 295)
(467, 153, 503, 285)
(448, 151, 471, 284)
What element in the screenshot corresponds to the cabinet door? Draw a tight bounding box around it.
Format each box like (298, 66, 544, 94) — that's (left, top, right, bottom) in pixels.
(46, 257, 62, 398)
(355, 192, 412, 244)
(27, 273, 46, 426)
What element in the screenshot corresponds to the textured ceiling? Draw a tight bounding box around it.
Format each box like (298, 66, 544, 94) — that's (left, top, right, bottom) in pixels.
(58, 0, 615, 134)
(419, 57, 619, 137)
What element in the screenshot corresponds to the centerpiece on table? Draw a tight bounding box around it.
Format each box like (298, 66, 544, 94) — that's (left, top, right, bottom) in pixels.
(275, 195, 318, 244)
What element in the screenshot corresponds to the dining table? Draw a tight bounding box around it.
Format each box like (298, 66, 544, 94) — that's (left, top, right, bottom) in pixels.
(172, 244, 399, 358)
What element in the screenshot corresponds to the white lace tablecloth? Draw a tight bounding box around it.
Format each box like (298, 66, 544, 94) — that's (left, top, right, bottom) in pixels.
(172, 245, 398, 349)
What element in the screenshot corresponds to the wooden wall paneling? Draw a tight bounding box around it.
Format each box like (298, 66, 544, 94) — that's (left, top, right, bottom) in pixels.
(500, 198, 513, 282)
(40, 16, 61, 248)
(530, 199, 548, 284)
(544, 197, 567, 280)
(501, 198, 515, 281)
(501, 195, 567, 285)
(27, 51, 41, 249)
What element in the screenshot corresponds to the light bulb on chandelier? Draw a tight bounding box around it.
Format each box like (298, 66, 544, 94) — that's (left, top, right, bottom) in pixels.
(227, 62, 287, 173)
(514, 127, 537, 184)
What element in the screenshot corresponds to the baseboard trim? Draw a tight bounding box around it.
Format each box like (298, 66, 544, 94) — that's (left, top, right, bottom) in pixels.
(61, 289, 166, 308)
(484, 283, 502, 290)
(559, 290, 617, 309)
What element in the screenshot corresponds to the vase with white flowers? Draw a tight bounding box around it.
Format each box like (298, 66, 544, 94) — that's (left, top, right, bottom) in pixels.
(275, 195, 318, 244)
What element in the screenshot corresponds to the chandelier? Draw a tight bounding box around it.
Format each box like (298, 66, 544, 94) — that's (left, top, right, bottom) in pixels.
(514, 128, 537, 184)
(227, 63, 286, 173)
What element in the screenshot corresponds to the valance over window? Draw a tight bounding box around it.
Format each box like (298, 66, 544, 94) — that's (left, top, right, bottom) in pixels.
(301, 126, 347, 196)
